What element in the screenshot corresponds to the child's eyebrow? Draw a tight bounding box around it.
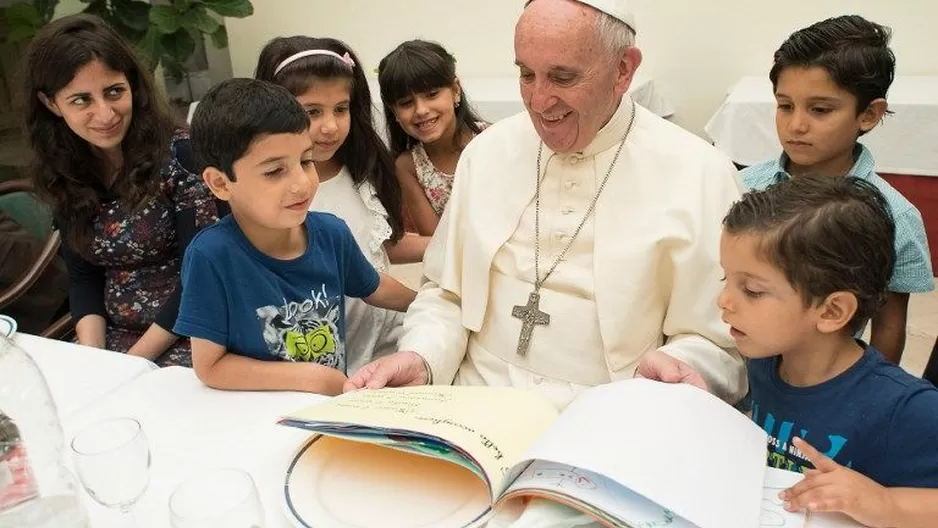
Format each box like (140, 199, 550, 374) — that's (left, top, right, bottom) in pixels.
(255, 156, 287, 166)
(739, 272, 770, 283)
(774, 92, 841, 104)
(805, 96, 841, 104)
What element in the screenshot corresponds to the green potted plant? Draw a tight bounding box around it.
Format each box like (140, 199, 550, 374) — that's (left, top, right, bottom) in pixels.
(0, 0, 253, 80)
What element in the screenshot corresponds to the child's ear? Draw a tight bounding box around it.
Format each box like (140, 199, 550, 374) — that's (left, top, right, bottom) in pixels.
(859, 98, 888, 134)
(202, 167, 234, 201)
(38, 92, 62, 117)
(815, 291, 858, 334)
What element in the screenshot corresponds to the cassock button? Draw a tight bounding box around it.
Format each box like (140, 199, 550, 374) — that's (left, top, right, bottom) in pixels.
(565, 180, 577, 189)
(561, 206, 574, 215)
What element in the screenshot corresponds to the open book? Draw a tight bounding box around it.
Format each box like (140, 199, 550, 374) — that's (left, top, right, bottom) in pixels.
(279, 379, 862, 528)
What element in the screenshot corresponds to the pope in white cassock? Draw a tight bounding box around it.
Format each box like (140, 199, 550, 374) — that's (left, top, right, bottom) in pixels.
(346, 0, 748, 409)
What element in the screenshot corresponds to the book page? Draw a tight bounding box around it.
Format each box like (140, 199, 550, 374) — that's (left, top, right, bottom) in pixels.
(501, 460, 697, 527)
(280, 385, 559, 498)
(499, 379, 768, 528)
(763, 468, 864, 528)
(762, 468, 806, 528)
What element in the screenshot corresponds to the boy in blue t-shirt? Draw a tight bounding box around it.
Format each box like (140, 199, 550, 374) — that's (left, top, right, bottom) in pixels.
(740, 16, 933, 364)
(719, 174, 938, 526)
(175, 78, 415, 395)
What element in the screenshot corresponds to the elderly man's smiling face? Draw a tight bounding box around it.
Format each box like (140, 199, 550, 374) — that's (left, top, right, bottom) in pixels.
(515, 0, 639, 154)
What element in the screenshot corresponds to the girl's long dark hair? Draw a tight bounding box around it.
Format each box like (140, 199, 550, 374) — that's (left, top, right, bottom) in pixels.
(22, 13, 177, 253)
(255, 36, 404, 242)
(378, 39, 485, 157)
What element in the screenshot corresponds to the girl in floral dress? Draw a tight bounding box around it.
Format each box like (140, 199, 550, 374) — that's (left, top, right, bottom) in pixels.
(378, 40, 487, 236)
(22, 15, 223, 367)
(255, 36, 425, 373)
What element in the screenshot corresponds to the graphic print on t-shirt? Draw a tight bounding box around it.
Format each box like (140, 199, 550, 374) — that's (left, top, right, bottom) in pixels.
(752, 402, 851, 473)
(255, 284, 344, 372)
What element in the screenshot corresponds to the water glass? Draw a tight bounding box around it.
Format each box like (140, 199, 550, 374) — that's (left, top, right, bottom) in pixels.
(169, 468, 265, 528)
(70, 417, 150, 521)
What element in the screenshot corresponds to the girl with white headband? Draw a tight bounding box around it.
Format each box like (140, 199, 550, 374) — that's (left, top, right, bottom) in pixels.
(256, 36, 429, 373)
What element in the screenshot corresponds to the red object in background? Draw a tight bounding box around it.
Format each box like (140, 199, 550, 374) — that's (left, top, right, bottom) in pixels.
(0, 443, 39, 511)
(880, 174, 938, 275)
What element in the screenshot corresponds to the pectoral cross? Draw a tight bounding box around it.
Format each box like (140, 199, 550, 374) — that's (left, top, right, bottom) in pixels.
(512, 291, 550, 357)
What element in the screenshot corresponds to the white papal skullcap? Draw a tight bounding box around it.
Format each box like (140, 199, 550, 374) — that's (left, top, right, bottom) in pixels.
(574, 0, 637, 33)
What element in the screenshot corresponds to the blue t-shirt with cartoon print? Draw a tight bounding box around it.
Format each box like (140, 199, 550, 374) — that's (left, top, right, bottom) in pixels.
(174, 212, 379, 373)
(749, 344, 938, 487)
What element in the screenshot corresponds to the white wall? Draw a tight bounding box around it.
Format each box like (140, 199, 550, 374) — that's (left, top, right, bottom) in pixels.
(226, 0, 938, 136)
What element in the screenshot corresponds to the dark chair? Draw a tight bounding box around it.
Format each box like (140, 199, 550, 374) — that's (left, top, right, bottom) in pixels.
(0, 179, 74, 339)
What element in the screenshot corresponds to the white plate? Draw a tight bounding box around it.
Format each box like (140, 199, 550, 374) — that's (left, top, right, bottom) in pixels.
(0, 315, 16, 337)
(283, 435, 491, 528)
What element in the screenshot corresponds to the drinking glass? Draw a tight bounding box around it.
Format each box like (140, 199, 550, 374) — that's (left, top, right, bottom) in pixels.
(70, 417, 150, 524)
(169, 468, 265, 528)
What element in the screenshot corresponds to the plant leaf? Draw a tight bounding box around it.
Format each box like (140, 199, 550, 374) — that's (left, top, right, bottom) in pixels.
(136, 26, 163, 71)
(81, 0, 111, 19)
(209, 25, 227, 48)
(160, 29, 196, 65)
(197, 0, 253, 18)
(7, 25, 36, 43)
(115, 0, 151, 32)
(5, 2, 41, 28)
(180, 5, 220, 34)
(34, 0, 58, 23)
(149, 4, 182, 34)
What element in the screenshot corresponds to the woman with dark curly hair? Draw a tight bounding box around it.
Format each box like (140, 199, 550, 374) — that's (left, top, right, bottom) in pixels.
(22, 14, 223, 366)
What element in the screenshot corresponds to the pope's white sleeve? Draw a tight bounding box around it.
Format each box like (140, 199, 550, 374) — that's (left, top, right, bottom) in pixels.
(395, 166, 470, 385)
(657, 158, 747, 404)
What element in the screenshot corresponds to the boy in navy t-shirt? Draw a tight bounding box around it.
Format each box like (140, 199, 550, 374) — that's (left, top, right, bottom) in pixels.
(719, 175, 938, 526)
(175, 78, 415, 395)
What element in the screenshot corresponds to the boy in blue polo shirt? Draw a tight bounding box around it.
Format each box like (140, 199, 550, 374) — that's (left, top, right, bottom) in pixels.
(175, 78, 415, 395)
(741, 15, 933, 364)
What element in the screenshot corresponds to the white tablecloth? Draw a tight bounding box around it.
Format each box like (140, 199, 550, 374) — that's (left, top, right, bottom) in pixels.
(704, 75, 938, 176)
(16, 333, 157, 420)
(60, 367, 326, 528)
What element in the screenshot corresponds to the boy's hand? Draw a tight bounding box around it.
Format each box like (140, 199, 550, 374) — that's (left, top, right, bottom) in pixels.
(782, 437, 894, 527)
(343, 351, 429, 392)
(316, 367, 349, 396)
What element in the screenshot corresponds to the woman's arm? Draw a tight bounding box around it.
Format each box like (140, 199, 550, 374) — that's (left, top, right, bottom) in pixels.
(191, 338, 347, 395)
(135, 134, 222, 360)
(384, 233, 430, 264)
(59, 235, 107, 348)
(395, 153, 440, 236)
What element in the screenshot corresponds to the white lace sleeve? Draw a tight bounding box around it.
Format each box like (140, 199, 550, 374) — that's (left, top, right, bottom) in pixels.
(356, 180, 393, 259)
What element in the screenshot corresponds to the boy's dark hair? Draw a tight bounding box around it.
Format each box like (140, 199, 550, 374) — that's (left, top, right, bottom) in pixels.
(255, 36, 404, 242)
(723, 174, 895, 334)
(378, 39, 485, 157)
(770, 15, 894, 125)
(190, 78, 309, 181)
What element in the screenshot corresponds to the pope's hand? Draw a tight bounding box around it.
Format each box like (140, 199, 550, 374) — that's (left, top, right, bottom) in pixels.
(634, 350, 708, 391)
(343, 351, 430, 392)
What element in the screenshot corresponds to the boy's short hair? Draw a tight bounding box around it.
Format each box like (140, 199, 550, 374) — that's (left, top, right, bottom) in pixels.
(190, 78, 309, 180)
(723, 174, 896, 334)
(769, 15, 894, 120)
